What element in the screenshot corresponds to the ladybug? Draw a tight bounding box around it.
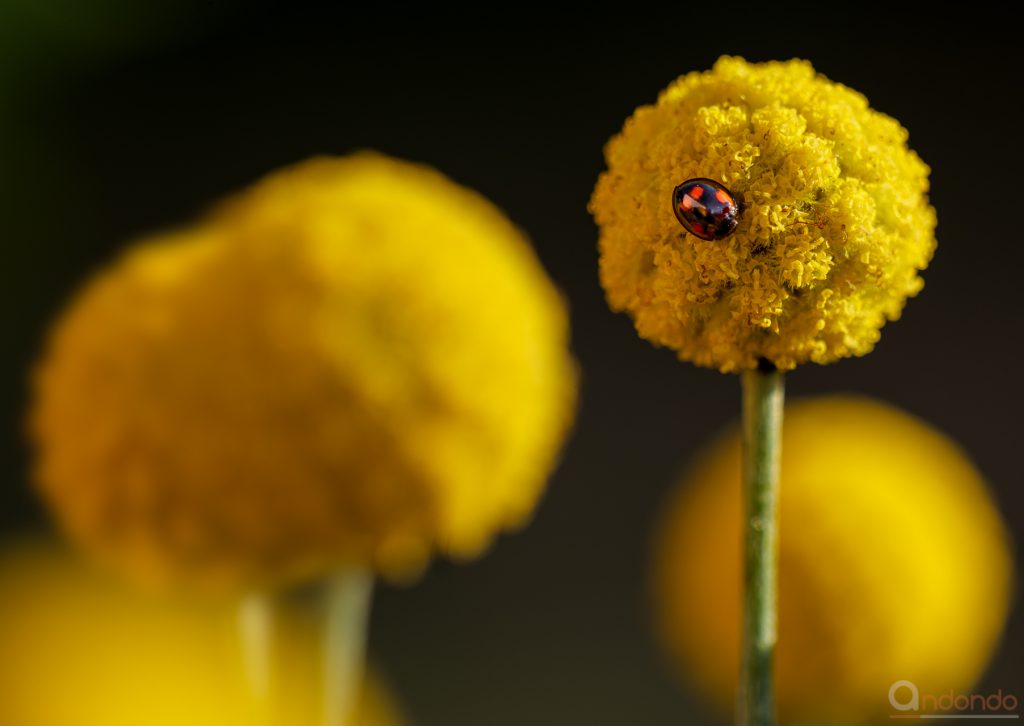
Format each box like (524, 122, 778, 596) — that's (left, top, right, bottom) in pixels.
(672, 178, 742, 241)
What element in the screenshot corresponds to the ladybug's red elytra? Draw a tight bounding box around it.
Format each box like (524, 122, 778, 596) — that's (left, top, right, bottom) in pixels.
(672, 178, 741, 241)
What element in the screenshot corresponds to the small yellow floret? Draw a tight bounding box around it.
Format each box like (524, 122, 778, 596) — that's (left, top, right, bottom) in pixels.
(591, 57, 936, 372)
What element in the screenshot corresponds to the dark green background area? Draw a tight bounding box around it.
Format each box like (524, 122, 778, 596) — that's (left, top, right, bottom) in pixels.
(2, 6, 1021, 724)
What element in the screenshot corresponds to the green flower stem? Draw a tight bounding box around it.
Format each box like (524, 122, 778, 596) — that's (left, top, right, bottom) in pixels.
(239, 571, 374, 726)
(739, 364, 784, 726)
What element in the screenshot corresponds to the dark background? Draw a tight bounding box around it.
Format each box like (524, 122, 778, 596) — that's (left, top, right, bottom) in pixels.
(2, 5, 1021, 724)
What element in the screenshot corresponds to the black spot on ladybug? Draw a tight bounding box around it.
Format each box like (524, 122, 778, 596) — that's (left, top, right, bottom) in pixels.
(672, 178, 742, 241)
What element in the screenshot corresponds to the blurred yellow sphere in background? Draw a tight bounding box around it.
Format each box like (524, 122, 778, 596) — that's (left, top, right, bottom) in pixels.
(30, 153, 577, 591)
(653, 396, 1013, 724)
(0, 540, 404, 726)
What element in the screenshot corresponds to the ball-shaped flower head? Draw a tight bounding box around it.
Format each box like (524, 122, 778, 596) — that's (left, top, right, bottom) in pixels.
(0, 540, 405, 726)
(653, 397, 1012, 723)
(30, 153, 578, 591)
(591, 57, 937, 372)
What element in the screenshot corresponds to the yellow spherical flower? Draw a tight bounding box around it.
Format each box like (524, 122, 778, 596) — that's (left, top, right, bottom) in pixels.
(31, 153, 577, 590)
(591, 57, 936, 372)
(653, 397, 1012, 723)
(0, 540, 405, 726)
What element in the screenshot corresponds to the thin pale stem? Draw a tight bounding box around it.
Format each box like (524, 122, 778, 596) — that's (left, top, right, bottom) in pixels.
(239, 571, 373, 726)
(739, 364, 784, 726)
(322, 572, 373, 726)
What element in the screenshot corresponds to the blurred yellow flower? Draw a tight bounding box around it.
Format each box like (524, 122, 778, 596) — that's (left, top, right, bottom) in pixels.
(31, 153, 577, 591)
(591, 57, 936, 372)
(653, 397, 1012, 724)
(0, 540, 404, 726)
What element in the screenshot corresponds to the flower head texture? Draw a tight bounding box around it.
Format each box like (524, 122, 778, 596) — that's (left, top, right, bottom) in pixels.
(591, 57, 936, 372)
(31, 153, 577, 591)
(653, 397, 1012, 723)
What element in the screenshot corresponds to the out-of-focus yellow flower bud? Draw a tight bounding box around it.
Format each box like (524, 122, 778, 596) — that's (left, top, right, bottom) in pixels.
(31, 153, 577, 591)
(653, 397, 1012, 723)
(0, 540, 405, 726)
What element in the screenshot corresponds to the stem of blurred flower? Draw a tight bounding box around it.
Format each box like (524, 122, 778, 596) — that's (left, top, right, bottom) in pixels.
(238, 571, 374, 726)
(739, 364, 783, 726)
